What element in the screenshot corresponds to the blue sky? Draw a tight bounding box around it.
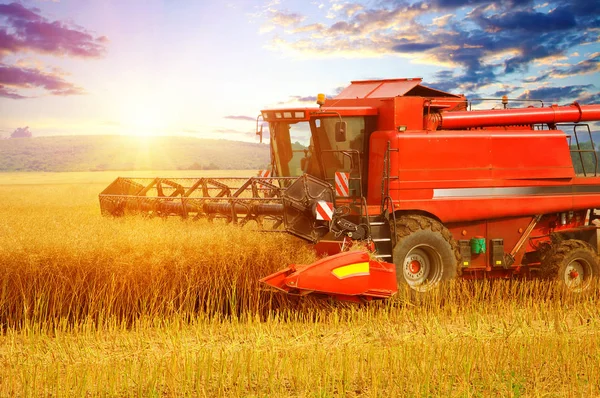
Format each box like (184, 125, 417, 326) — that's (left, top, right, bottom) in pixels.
(0, 0, 598, 141)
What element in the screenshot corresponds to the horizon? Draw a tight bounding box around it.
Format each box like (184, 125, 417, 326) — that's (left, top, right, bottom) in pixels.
(0, 131, 272, 143)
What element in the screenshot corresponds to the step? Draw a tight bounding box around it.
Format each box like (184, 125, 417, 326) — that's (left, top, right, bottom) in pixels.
(374, 254, 392, 259)
(372, 238, 391, 242)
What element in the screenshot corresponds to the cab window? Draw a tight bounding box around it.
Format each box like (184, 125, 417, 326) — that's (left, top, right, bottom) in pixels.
(270, 121, 311, 177)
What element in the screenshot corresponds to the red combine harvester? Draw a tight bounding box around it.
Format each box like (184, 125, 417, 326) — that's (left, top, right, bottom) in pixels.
(100, 78, 600, 301)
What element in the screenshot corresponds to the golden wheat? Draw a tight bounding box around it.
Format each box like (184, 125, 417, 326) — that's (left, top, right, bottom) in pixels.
(0, 172, 599, 397)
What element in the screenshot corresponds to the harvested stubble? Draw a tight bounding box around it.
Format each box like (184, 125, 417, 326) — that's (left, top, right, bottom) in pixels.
(1, 176, 599, 397)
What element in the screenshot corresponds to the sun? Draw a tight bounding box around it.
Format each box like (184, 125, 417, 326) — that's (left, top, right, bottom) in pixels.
(122, 104, 169, 137)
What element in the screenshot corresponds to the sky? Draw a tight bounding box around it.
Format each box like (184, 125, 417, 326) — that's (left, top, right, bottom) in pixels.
(0, 0, 598, 141)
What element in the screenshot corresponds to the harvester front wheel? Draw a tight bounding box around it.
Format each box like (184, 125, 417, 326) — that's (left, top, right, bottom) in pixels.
(393, 215, 459, 292)
(542, 239, 599, 292)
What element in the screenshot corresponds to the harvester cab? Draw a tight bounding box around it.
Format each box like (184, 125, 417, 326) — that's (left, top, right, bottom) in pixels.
(100, 78, 600, 301)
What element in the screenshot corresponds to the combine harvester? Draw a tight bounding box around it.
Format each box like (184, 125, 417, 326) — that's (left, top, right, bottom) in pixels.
(100, 78, 600, 301)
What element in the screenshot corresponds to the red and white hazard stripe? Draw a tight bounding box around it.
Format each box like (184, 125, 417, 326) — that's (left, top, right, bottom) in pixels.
(335, 171, 349, 197)
(585, 209, 590, 225)
(315, 200, 334, 221)
(258, 169, 271, 178)
(257, 169, 273, 191)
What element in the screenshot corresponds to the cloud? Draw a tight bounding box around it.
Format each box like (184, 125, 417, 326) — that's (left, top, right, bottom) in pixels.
(0, 2, 108, 58)
(10, 126, 32, 138)
(0, 2, 107, 99)
(0, 64, 85, 98)
(492, 89, 512, 97)
(276, 94, 322, 105)
(273, 89, 345, 105)
(431, 14, 454, 27)
(391, 39, 440, 52)
(0, 84, 27, 99)
(425, 0, 534, 9)
(271, 9, 305, 27)
(474, 7, 576, 33)
(525, 52, 600, 82)
(224, 115, 256, 121)
(291, 95, 317, 102)
(260, 0, 599, 99)
(518, 84, 593, 103)
(577, 91, 600, 104)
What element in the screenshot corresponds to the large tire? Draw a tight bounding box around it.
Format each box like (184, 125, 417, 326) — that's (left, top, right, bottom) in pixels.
(393, 215, 460, 292)
(541, 239, 600, 292)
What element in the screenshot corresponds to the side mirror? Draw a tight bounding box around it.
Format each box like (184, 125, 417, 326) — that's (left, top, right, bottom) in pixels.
(256, 123, 263, 143)
(335, 121, 347, 142)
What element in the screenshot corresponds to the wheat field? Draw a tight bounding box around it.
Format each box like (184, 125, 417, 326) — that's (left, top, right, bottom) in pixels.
(0, 171, 599, 397)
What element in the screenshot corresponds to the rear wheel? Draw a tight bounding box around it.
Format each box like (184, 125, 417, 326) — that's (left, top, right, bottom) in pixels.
(393, 215, 460, 292)
(542, 239, 599, 292)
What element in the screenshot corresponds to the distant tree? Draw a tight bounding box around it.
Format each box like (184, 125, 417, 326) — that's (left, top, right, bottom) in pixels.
(11, 126, 33, 138)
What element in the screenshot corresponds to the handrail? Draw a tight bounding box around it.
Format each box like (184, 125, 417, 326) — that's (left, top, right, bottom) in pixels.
(468, 98, 544, 111)
(561, 123, 598, 177)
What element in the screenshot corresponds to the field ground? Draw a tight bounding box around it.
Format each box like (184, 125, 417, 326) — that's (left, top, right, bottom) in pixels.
(0, 171, 599, 397)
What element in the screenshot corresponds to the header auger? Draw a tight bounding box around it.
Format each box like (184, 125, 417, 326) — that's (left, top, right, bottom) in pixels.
(100, 77, 600, 301)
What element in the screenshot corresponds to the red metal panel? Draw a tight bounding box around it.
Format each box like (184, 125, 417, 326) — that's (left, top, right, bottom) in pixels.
(394, 97, 428, 130)
(335, 82, 383, 99)
(490, 130, 574, 179)
(259, 251, 397, 302)
(486, 216, 533, 260)
(393, 195, 576, 223)
(367, 130, 399, 205)
(392, 129, 573, 184)
(572, 194, 600, 209)
(377, 98, 397, 131)
(372, 123, 591, 223)
(335, 78, 423, 99)
(396, 177, 600, 190)
(367, 79, 422, 98)
(395, 131, 492, 182)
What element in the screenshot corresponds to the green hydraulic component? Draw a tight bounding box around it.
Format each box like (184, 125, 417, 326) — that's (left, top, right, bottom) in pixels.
(470, 237, 486, 254)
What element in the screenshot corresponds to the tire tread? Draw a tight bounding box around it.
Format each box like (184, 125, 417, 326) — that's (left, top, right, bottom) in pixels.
(541, 239, 599, 281)
(394, 215, 461, 277)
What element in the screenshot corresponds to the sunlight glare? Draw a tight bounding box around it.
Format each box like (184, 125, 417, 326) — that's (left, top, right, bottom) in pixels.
(122, 103, 169, 137)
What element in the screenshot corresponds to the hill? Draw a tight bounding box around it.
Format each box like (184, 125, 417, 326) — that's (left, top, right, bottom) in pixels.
(0, 135, 270, 172)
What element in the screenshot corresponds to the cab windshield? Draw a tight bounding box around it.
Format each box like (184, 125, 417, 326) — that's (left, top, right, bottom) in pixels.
(270, 121, 311, 177)
(270, 115, 375, 195)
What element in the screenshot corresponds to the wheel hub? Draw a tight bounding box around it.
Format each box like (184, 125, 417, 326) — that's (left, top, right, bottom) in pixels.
(564, 260, 585, 287)
(403, 250, 429, 284)
(569, 270, 579, 279)
(397, 240, 446, 292)
(409, 260, 421, 274)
